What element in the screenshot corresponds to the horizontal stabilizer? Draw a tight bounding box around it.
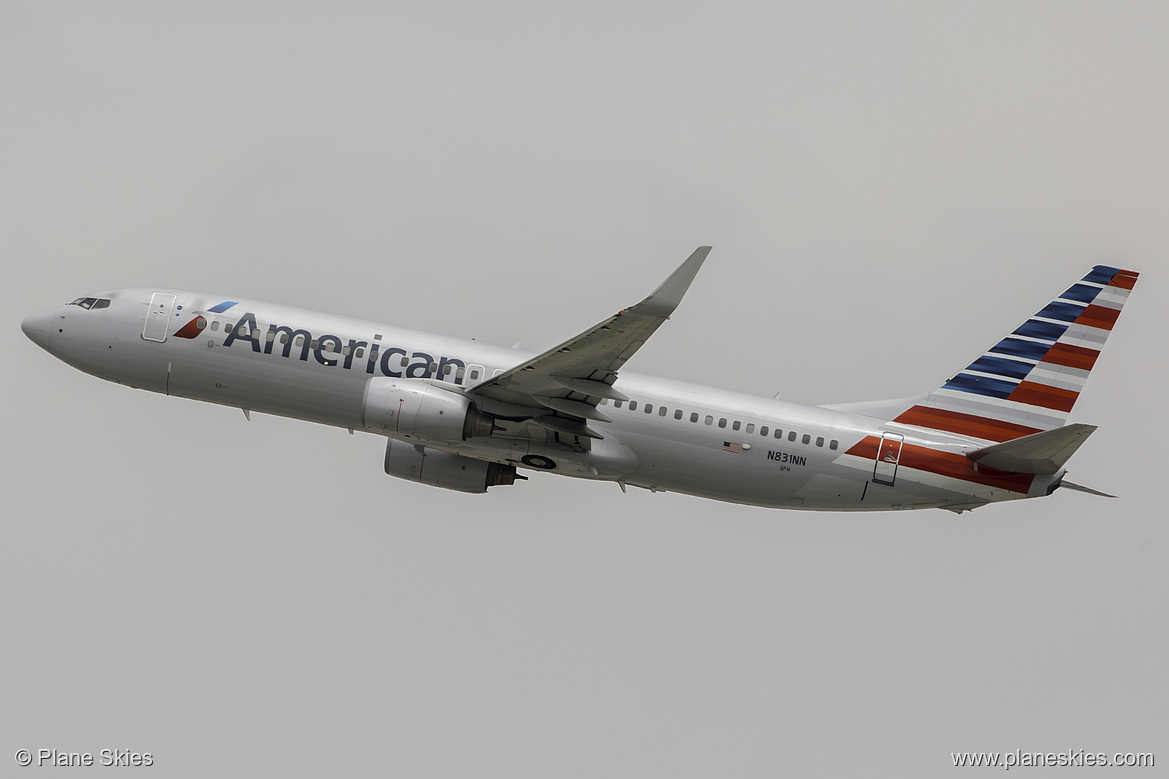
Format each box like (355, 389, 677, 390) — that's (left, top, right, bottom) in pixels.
(1059, 479, 1116, 498)
(966, 423, 1097, 474)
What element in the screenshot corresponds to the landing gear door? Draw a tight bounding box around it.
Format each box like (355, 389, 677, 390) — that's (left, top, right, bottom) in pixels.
(142, 292, 177, 342)
(873, 432, 904, 486)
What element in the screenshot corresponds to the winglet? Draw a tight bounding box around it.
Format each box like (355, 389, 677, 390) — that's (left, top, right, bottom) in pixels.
(638, 246, 711, 316)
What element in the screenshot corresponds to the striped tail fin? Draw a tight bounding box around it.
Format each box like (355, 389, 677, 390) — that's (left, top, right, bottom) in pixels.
(891, 265, 1139, 442)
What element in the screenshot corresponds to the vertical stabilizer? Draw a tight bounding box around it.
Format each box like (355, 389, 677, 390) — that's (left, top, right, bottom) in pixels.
(889, 265, 1138, 442)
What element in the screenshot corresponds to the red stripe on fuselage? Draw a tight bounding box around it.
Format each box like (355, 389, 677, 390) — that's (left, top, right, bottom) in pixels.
(892, 405, 1041, 443)
(846, 436, 1035, 493)
(173, 316, 207, 339)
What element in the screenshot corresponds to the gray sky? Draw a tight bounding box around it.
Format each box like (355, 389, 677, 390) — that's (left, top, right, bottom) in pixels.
(3, 2, 1166, 776)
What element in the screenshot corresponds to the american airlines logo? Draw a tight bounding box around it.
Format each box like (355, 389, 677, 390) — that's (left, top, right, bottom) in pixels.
(176, 309, 472, 384)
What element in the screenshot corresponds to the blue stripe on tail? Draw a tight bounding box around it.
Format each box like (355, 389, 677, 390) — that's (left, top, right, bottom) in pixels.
(942, 373, 1019, 399)
(988, 337, 1051, 361)
(1013, 319, 1068, 342)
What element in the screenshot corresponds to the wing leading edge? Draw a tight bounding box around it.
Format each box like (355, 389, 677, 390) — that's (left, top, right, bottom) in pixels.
(468, 246, 711, 438)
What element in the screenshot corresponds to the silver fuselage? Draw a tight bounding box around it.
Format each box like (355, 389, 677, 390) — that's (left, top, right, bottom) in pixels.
(22, 288, 1057, 511)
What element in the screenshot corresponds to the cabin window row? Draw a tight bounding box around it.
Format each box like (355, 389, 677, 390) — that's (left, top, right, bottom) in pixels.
(606, 399, 838, 450)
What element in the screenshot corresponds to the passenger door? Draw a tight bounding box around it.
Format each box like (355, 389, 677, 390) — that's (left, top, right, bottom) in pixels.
(873, 432, 904, 486)
(142, 292, 176, 342)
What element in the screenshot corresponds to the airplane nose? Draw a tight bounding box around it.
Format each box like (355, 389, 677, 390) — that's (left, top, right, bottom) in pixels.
(21, 311, 53, 349)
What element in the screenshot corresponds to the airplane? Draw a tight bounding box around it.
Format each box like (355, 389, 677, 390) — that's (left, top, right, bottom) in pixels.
(21, 249, 1138, 512)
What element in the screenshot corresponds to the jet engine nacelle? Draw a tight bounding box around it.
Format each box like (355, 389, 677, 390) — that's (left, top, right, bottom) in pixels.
(362, 378, 494, 442)
(384, 440, 521, 494)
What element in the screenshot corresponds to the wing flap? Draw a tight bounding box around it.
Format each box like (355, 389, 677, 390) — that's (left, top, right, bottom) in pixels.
(550, 376, 630, 401)
(532, 395, 613, 422)
(531, 415, 603, 439)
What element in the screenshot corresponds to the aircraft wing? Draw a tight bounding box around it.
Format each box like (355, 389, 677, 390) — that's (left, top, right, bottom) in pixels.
(467, 246, 710, 438)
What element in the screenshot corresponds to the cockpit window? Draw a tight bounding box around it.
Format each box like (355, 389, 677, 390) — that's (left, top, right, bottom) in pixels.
(69, 297, 111, 310)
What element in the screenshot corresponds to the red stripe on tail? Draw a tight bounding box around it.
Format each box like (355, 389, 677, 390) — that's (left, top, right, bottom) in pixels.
(1040, 342, 1100, 371)
(1109, 270, 1139, 290)
(1074, 304, 1120, 331)
(1007, 381, 1078, 412)
(892, 405, 1041, 443)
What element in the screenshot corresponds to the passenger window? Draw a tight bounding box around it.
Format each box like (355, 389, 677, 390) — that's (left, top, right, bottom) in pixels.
(470, 369, 480, 380)
(644, 404, 653, 414)
(401, 357, 409, 367)
(211, 321, 220, 331)
(429, 362, 438, 372)
(281, 333, 289, 343)
(760, 425, 768, 436)
(456, 367, 465, 379)
(690, 413, 699, 423)
(310, 339, 319, 349)
(599, 398, 608, 405)
(266, 331, 275, 342)
(629, 401, 638, 411)
(746, 423, 754, 434)
(718, 418, 727, 428)
(705, 415, 713, 425)
(614, 400, 623, 408)
(355, 347, 364, 359)
(802, 434, 811, 444)
(830, 440, 838, 450)
(788, 431, 797, 441)
(443, 363, 452, 374)
(659, 406, 667, 416)
(776, 429, 783, 439)
(732, 421, 741, 431)
(674, 409, 683, 420)
(295, 335, 305, 347)
(816, 437, 824, 447)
